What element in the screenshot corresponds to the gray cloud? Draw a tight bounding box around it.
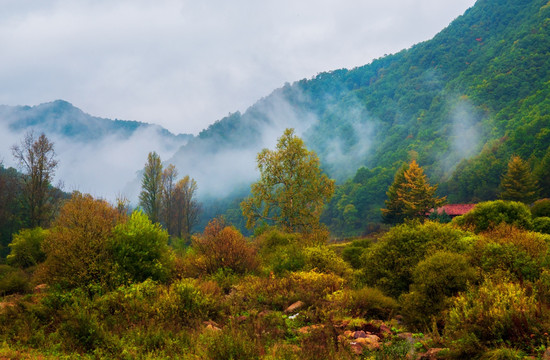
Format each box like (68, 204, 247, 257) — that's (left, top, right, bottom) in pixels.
(0, 0, 475, 135)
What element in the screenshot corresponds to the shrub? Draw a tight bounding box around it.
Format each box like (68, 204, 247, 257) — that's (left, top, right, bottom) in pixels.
(453, 200, 533, 233)
(38, 192, 120, 291)
(190, 218, 258, 275)
(158, 278, 219, 325)
(0, 265, 30, 295)
(255, 228, 305, 275)
(198, 325, 260, 360)
(445, 277, 544, 354)
(531, 198, 550, 218)
(302, 245, 352, 278)
(329, 286, 398, 319)
(468, 224, 550, 282)
(400, 251, 477, 327)
(362, 221, 471, 297)
(6, 227, 47, 268)
(533, 217, 550, 234)
(341, 238, 371, 269)
(109, 210, 173, 284)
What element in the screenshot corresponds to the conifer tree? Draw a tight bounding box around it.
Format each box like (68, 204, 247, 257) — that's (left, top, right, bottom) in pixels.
(500, 155, 539, 204)
(382, 160, 445, 223)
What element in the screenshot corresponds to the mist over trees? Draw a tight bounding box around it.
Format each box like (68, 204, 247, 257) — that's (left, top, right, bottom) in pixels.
(139, 152, 200, 240)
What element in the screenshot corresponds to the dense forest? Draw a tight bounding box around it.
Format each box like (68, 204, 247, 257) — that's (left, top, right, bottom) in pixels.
(2, 0, 550, 358)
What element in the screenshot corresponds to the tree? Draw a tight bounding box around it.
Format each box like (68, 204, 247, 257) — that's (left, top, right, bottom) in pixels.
(534, 147, 550, 198)
(12, 131, 58, 227)
(139, 152, 163, 223)
(6, 227, 48, 268)
(241, 128, 335, 233)
(381, 163, 408, 224)
(160, 164, 178, 235)
(381, 160, 445, 223)
(110, 210, 172, 283)
(39, 192, 120, 290)
(500, 155, 539, 204)
(173, 175, 200, 239)
(190, 217, 257, 275)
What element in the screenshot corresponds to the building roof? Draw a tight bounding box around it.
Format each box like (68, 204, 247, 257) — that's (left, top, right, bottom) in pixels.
(430, 204, 476, 216)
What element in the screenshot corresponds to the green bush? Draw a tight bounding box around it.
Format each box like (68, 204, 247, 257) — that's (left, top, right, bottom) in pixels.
(533, 217, 550, 234)
(328, 286, 398, 319)
(0, 265, 30, 295)
(302, 245, 352, 278)
(158, 278, 219, 325)
(6, 227, 47, 268)
(342, 238, 371, 269)
(467, 224, 550, 282)
(531, 198, 550, 218)
(453, 200, 533, 233)
(362, 221, 471, 297)
(110, 210, 173, 284)
(400, 251, 477, 327)
(256, 229, 305, 275)
(199, 326, 260, 360)
(445, 277, 545, 354)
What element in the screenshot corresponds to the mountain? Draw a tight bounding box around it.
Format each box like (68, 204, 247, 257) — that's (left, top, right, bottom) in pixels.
(0, 100, 194, 202)
(166, 0, 550, 235)
(0, 100, 192, 143)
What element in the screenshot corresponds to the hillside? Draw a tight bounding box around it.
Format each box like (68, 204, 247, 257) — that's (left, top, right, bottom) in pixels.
(0, 100, 192, 143)
(165, 0, 550, 235)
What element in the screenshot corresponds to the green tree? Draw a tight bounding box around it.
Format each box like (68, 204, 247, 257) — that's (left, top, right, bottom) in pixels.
(11, 131, 58, 227)
(534, 147, 550, 198)
(381, 160, 445, 223)
(6, 227, 48, 268)
(241, 128, 335, 233)
(173, 175, 200, 239)
(110, 210, 172, 283)
(139, 152, 163, 223)
(500, 155, 539, 204)
(160, 164, 178, 235)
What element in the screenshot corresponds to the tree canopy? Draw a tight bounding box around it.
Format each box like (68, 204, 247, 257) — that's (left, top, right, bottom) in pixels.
(241, 128, 335, 233)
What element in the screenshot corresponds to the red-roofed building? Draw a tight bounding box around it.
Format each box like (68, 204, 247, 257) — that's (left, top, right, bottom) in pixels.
(429, 204, 476, 218)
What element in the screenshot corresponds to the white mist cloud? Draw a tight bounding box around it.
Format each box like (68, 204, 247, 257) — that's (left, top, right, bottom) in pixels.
(0, 0, 476, 135)
(0, 123, 189, 203)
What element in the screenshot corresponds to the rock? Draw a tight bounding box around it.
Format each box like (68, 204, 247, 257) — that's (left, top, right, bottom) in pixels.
(354, 330, 367, 339)
(206, 324, 221, 331)
(355, 335, 381, 351)
(34, 284, 48, 293)
(379, 324, 393, 338)
(343, 330, 354, 338)
(543, 348, 550, 360)
(284, 301, 305, 314)
(350, 343, 363, 355)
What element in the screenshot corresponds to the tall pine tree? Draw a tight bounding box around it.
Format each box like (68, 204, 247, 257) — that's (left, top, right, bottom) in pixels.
(500, 155, 539, 204)
(382, 160, 445, 223)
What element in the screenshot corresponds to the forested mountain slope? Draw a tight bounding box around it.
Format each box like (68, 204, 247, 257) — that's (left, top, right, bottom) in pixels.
(167, 0, 550, 235)
(0, 100, 192, 143)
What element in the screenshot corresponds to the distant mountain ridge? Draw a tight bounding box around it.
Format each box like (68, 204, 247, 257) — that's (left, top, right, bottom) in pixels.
(0, 100, 192, 143)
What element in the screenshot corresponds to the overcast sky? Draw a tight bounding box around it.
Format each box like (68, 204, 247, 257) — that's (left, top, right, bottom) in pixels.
(0, 0, 476, 135)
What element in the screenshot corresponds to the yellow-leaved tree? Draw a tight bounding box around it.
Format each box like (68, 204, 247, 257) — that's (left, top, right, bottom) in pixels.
(381, 160, 445, 223)
(241, 128, 334, 234)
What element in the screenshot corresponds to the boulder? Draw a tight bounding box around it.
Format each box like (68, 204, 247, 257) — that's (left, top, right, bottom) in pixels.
(284, 301, 305, 314)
